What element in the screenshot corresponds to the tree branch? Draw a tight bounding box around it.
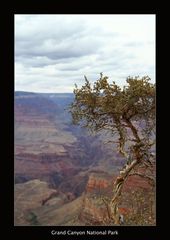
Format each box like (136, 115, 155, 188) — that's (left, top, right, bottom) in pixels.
(115, 119, 128, 158)
(102, 197, 111, 219)
(124, 118, 141, 142)
(129, 172, 155, 185)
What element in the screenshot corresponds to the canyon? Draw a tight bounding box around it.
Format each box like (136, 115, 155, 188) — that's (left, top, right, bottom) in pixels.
(14, 91, 155, 226)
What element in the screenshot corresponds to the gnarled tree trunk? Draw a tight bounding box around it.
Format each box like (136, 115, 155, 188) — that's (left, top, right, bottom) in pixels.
(109, 159, 139, 224)
(108, 118, 143, 225)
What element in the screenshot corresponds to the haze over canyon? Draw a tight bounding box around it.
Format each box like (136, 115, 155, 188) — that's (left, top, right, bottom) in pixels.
(14, 91, 155, 226)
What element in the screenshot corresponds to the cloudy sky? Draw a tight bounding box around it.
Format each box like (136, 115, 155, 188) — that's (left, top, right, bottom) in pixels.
(15, 14, 155, 93)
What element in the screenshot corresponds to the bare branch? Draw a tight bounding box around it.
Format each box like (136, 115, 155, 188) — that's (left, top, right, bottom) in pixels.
(70, 74, 156, 225)
(104, 140, 119, 144)
(102, 197, 111, 219)
(129, 172, 155, 185)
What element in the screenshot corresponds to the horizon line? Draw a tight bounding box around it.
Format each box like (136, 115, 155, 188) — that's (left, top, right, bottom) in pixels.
(15, 90, 74, 94)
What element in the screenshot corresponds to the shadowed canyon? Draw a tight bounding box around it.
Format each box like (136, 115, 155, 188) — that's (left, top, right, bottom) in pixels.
(14, 91, 155, 226)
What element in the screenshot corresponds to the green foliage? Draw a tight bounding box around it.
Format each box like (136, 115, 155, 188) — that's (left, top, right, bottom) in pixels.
(69, 73, 155, 175)
(70, 74, 155, 133)
(69, 74, 156, 225)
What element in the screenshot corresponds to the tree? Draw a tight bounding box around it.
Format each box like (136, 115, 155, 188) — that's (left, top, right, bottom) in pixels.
(69, 73, 156, 225)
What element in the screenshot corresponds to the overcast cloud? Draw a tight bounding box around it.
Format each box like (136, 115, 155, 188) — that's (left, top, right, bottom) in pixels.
(15, 14, 155, 93)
